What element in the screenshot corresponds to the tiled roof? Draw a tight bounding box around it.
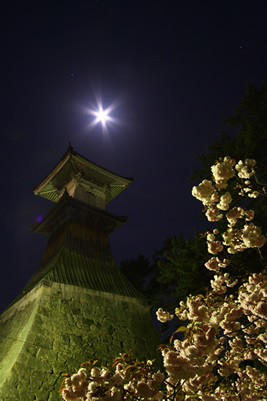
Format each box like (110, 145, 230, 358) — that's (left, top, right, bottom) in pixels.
(15, 219, 144, 302)
(33, 144, 133, 204)
(32, 191, 127, 236)
(6, 146, 142, 310)
(9, 194, 144, 307)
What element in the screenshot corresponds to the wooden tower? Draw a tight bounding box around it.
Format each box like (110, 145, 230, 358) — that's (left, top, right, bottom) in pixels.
(0, 145, 159, 401)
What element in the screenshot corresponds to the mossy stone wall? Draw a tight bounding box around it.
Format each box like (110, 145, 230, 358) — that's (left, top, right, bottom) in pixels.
(0, 281, 160, 401)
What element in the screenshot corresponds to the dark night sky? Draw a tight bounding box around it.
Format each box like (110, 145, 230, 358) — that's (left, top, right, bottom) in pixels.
(0, 0, 266, 312)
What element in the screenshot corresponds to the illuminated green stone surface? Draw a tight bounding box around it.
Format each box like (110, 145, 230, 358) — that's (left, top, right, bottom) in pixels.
(0, 146, 160, 400)
(0, 282, 159, 401)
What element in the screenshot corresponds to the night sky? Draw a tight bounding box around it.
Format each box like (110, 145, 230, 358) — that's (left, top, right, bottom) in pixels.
(1, 1, 266, 312)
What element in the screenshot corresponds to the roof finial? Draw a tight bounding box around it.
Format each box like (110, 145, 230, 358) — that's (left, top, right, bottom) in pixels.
(68, 142, 73, 151)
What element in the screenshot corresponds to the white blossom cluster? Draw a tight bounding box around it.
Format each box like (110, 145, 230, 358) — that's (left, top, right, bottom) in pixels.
(222, 223, 267, 254)
(211, 156, 235, 189)
(191, 180, 218, 206)
(61, 358, 165, 401)
(159, 272, 267, 399)
(235, 159, 256, 179)
(156, 308, 174, 323)
(192, 157, 260, 223)
(226, 207, 254, 227)
(60, 156, 267, 401)
(192, 157, 266, 263)
(205, 256, 230, 271)
(60, 269, 266, 400)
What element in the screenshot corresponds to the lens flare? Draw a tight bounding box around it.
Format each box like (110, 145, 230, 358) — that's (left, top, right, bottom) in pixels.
(85, 100, 119, 135)
(76, 88, 126, 138)
(95, 107, 109, 123)
(89, 104, 113, 132)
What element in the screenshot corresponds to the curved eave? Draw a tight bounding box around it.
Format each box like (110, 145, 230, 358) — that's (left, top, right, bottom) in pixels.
(33, 145, 133, 204)
(32, 193, 128, 236)
(9, 220, 145, 308)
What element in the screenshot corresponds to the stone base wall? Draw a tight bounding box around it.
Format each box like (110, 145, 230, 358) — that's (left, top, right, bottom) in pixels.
(0, 281, 160, 401)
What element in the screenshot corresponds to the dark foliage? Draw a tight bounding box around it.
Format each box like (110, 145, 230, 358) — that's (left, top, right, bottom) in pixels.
(120, 82, 267, 312)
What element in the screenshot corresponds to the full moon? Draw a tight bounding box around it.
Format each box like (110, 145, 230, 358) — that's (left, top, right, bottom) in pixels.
(95, 108, 109, 123)
(83, 95, 122, 134)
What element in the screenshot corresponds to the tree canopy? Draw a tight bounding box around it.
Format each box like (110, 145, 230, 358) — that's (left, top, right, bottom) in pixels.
(120, 82, 267, 309)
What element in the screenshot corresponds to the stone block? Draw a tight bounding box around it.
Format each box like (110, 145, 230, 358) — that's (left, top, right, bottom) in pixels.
(37, 347, 56, 362)
(26, 353, 52, 373)
(36, 389, 50, 401)
(52, 361, 68, 374)
(71, 307, 82, 316)
(35, 334, 53, 350)
(30, 373, 43, 392)
(107, 324, 116, 335)
(0, 283, 160, 400)
(89, 323, 98, 332)
(38, 305, 52, 318)
(109, 341, 122, 356)
(0, 385, 19, 401)
(26, 332, 37, 344)
(48, 389, 62, 401)
(66, 356, 81, 370)
(26, 344, 40, 357)
(18, 388, 36, 401)
(33, 314, 45, 328)
(82, 317, 94, 326)
(66, 312, 74, 326)
(69, 334, 82, 348)
(4, 369, 18, 387)
(59, 334, 70, 346)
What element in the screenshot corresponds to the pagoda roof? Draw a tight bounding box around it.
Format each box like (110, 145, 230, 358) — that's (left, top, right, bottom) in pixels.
(32, 191, 127, 236)
(9, 202, 144, 305)
(33, 144, 133, 203)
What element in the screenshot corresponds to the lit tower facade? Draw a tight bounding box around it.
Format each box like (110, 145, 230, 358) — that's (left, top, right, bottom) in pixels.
(0, 145, 159, 401)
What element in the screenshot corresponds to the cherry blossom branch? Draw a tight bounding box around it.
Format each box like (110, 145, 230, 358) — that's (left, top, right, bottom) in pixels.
(60, 156, 267, 401)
